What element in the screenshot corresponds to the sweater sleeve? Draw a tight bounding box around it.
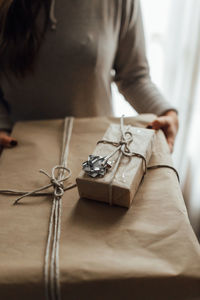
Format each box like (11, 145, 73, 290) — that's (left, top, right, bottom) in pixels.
(0, 87, 12, 131)
(114, 0, 176, 116)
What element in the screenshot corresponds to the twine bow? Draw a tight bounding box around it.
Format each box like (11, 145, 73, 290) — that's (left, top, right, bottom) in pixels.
(97, 116, 147, 173)
(12, 165, 72, 205)
(98, 118, 134, 154)
(44, 166, 66, 199)
(83, 115, 147, 179)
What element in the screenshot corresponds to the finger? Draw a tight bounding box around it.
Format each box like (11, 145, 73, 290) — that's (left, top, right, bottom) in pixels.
(151, 117, 169, 130)
(166, 137, 174, 153)
(168, 142, 173, 153)
(0, 135, 18, 148)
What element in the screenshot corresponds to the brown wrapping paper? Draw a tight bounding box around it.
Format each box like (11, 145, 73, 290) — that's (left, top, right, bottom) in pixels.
(77, 124, 155, 207)
(0, 115, 200, 300)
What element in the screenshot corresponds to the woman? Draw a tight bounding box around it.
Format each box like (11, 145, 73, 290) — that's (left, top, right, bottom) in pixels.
(0, 0, 178, 151)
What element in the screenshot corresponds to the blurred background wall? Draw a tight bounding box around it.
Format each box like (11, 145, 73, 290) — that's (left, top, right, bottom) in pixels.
(112, 0, 200, 239)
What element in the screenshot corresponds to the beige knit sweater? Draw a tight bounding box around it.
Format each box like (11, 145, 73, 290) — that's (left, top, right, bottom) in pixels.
(0, 0, 174, 130)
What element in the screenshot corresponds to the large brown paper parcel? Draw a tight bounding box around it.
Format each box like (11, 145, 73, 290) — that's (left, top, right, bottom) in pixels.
(0, 115, 200, 300)
(77, 124, 155, 208)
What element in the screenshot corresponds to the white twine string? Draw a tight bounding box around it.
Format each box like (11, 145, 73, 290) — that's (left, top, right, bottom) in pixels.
(44, 117, 74, 300)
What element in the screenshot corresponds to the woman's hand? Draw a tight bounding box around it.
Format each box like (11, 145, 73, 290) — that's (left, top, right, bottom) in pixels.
(0, 130, 18, 148)
(147, 110, 179, 152)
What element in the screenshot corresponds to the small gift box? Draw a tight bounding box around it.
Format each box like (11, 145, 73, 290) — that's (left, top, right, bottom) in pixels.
(76, 117, 155, 208)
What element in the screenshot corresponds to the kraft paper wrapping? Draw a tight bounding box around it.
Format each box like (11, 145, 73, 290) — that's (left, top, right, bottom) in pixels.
(77, 124, 155, 208)
(0, 115, 200, 300)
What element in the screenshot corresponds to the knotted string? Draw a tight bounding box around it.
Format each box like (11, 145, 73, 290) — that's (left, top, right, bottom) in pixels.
(11, 165, 74, 205)
(98, 116, 147, 172)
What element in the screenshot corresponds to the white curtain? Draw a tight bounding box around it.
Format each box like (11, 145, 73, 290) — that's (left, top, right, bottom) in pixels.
(112, 0, 200, 237)
(163, 0, 200, 236)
